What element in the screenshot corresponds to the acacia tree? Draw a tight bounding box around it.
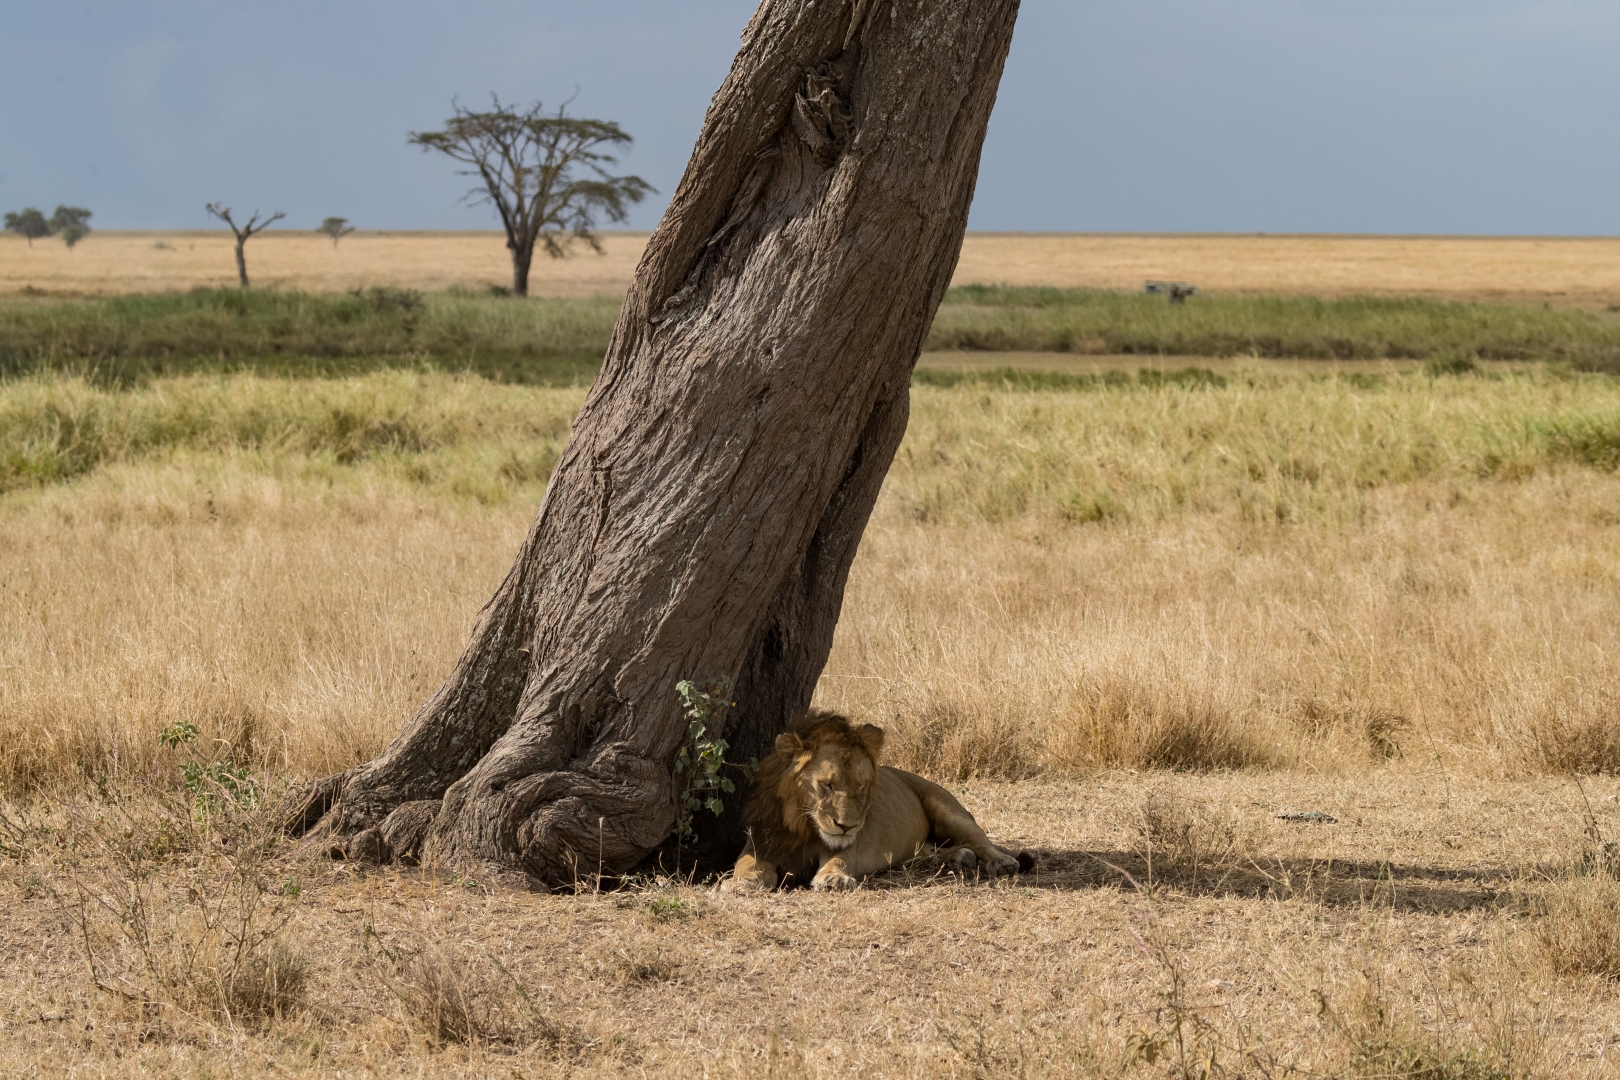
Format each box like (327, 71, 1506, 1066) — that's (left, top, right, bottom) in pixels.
(3, 208, 51, 246)
(50, 206, 92, 248)
(293, 0, 1022, 888)
(317, 216, 356, 247)
(205, 203, 286, 287)
(409, 98, 654, 296)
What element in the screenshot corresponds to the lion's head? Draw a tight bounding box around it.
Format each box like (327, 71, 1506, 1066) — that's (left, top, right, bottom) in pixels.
(743, 711, 885, 867)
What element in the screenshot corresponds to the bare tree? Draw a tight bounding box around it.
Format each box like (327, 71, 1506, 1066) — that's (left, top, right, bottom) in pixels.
(292, 0, 1022, 888)
(317, 217, 356, 247)
(409, 98, 653, 297)
(205, 203, 286, 288)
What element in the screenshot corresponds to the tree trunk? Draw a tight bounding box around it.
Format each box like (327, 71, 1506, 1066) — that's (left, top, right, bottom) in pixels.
(510, 239, 533, 297)
(234, 236, 250, 288)
(291, 0, 1021, 888)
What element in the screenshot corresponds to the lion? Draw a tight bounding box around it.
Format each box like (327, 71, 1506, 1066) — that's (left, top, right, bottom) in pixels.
(722, 711, 1032, 892)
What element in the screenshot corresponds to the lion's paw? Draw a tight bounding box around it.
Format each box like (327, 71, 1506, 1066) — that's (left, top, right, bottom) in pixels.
(721, 875, 766, 894)
(945, 847, 978, 873)
(812, 869, 859, 892)
(982, 849, 1022, 878)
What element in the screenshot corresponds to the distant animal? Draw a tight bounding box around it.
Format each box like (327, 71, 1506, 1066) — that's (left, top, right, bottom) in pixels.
(1144, 280, 1199, 304)
(723, 711, 1033, 892)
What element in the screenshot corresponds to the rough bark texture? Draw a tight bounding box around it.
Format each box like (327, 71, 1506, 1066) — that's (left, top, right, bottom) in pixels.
(510, 240, 533, 297)
(292, 0, 1021, 887)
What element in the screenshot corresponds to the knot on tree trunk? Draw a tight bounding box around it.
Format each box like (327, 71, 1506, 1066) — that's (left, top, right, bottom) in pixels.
(792, 66, 853, 168)
(410, 743, 675, 886)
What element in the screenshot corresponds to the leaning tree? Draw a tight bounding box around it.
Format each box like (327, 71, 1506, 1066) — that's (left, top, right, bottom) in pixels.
(410, 97, 654, 297)
(293, 0, 1022, 888)
(205, 203, 285, 288)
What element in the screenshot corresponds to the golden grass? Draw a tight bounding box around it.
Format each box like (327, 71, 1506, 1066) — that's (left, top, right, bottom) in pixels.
(10, 231, 1620, 307)
(0, 230, 648, 299)
(7, 368, 1620, 1075)
(6, 368, 1620, 791)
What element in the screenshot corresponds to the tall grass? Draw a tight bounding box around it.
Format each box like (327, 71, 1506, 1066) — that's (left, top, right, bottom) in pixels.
(933, 285, 1620, 367)
(0, 287, 615, 384)
(5, 367, 1620, 792)
(0, 371, 581, 496)
(7, 286, 1620, 385)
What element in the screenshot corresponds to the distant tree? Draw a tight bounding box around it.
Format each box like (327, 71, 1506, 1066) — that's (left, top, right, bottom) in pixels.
(49, 206, 92, 249)
(408, 97, 653, 296)
(3, 208, 51, 246)
(205, 203, 286, 288)
(317, 216, 356, 247)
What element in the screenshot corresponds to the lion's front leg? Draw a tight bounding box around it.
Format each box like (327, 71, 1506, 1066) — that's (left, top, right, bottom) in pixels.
(723, 852, 779, 893)
(811, 854, 860, 892)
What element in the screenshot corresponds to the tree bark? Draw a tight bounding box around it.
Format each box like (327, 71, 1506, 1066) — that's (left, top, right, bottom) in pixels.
(510, 237, 533, 297)
(291, 0, 1021, 887)
(234, 237, 250, 288)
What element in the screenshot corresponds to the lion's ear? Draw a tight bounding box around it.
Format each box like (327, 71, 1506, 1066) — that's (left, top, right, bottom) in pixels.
(856, 723, 885, 759)
(774, 731, 804, 756)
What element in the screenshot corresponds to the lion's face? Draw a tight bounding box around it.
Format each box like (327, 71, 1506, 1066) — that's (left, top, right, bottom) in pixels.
(775, 722, 885, 850)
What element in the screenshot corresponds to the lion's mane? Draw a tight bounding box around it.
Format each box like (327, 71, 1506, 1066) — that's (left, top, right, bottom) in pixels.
(740, 710, 871, 885)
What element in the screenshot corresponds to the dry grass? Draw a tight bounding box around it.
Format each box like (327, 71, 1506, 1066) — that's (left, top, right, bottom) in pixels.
(7, 365, 1620, 1075)
(10, 231, 1620, 307)
(0, 230, 649, 299)
(4, 773, 1619, 1077)
(7, 368, 1620, 791)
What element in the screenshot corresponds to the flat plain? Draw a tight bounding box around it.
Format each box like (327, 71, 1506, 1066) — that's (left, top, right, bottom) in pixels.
(5, 237, 1620, 1078)
(8, 230, 1620, 307)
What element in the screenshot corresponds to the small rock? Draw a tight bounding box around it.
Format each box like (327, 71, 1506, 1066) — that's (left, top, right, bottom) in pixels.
(1277, 810, 1337, 824)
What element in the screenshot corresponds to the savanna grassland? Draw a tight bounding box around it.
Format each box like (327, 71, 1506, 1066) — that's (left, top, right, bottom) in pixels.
(6, 237, 1620, 1078)
(9, 229, 1620, 306)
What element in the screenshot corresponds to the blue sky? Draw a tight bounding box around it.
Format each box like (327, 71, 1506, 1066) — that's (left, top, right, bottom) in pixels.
(3, 1, 1618, 234)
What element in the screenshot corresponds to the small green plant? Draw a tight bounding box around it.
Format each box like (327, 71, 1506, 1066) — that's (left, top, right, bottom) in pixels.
(646, 895, 689, 920)
(157, 719, 258, 814)
(671, 676, 755, 842)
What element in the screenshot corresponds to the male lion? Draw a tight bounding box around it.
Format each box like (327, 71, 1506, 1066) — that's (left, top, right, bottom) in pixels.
(723, 711, 1030, 892)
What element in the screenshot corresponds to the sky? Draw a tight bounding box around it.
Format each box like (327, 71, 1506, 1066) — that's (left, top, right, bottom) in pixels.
(3, 0, 1619, 235)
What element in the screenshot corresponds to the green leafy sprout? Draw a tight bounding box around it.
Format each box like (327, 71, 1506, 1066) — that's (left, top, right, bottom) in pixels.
(671, 676, 756, 843)
(156, 719, 259, 815)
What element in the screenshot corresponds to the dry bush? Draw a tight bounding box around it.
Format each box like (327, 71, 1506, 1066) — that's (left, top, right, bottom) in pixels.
(1538, 874, 1620, 981)
(1523, 704, 1620, 776)
(1315, 969, 1527, 1080)
(1130, 793, 1252, 889)
(57, 786, 310, 1028)
(366, 921, 578, 1052)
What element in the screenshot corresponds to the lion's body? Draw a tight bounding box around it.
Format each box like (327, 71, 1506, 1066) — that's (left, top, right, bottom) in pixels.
(723, 712, 1026, 892)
